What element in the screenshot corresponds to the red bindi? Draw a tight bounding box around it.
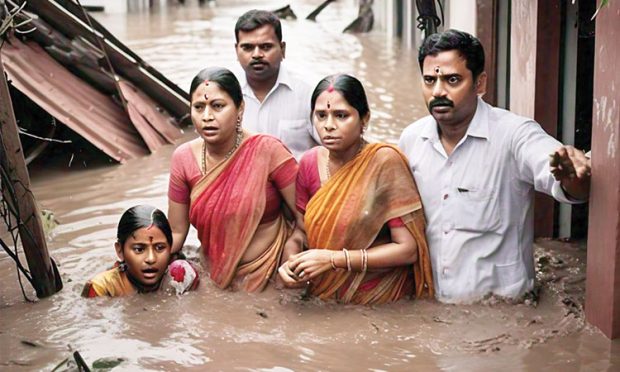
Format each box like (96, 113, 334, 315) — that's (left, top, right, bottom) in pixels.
(327, 101, 331, 109)
(204, 80, 209, 86)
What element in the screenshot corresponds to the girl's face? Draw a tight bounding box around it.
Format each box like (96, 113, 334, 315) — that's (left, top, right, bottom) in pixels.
(190, 82, 243, 146)
(115, 226, 171, 288)
(313, 90, 368, 152)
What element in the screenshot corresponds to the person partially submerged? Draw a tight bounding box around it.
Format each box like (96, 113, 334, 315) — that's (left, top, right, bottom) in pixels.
(82, 205, 199, 298)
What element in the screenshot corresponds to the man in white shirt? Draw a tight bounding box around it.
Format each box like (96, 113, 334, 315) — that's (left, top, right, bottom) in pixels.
(398, 29, 591, 303)
(234, 10, 319, 159)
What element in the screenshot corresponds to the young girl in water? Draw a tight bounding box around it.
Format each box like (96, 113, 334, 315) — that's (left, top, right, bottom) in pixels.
(82, 205, 199, 298)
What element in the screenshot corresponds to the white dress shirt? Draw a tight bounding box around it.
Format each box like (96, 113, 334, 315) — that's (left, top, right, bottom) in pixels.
(236, 65, 319, 159)
(398, 98, 579, 303)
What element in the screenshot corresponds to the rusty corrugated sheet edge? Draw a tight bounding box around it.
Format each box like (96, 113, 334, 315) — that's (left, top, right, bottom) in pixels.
(27, 0, 190, 119)
(1, 39, 149, 162)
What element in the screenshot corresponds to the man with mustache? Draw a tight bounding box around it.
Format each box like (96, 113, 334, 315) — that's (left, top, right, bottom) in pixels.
(234, 10, 319, 159)
(398, 29, 591, 303)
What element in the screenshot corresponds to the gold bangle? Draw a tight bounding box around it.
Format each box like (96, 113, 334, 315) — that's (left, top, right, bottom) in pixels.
(330, 251, 337, 270)
(362, 249, 368, 272)
(343, 248, 351, 271)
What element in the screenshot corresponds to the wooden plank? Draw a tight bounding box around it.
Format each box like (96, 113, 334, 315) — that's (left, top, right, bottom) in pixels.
(476, 0, 498, 106)
(0, 55, 62, 298)
(585, 0, 620, 339)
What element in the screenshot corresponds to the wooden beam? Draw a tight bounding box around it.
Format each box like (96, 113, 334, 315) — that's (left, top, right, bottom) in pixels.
(533, 0, 562, 237)
(0, 54, 62, 298)
(585, 0, 620, 339)
(476, 0, 498, 106)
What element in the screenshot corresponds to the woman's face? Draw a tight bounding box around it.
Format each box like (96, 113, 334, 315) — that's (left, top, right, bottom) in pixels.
(191, 81, 243, 146)
(313, 90, 368, 152)
(115, 226, 171, 289)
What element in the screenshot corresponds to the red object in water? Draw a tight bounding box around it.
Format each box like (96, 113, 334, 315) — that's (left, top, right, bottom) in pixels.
(169, 263, 186, 283)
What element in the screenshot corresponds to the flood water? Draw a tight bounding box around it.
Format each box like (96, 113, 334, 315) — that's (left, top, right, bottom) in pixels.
(1, 0, 619, 370)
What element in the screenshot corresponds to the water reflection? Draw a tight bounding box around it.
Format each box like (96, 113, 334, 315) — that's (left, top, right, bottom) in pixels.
(1, 0, 619, 370)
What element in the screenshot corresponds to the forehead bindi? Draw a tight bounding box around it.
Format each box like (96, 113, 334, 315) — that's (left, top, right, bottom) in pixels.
(423, 51, 467, 74)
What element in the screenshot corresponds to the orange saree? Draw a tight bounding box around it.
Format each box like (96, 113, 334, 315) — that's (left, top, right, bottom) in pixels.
(189, 135, 293, 292)
(82, 269, 136, 298)
(305, 143, 434, 304)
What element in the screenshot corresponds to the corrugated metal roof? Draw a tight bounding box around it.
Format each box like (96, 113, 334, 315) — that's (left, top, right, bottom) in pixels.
(2, 38, 149, 162)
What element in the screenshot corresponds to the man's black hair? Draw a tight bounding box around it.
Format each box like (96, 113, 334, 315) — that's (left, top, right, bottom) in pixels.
(418, 29, 485, 80)
(234, 9, 282, 43)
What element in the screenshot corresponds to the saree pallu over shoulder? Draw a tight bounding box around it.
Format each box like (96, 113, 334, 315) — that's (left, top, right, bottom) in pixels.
(189, 135, 293, 291)
(82, 269, 135, 298)
(305, 143, 434, 304)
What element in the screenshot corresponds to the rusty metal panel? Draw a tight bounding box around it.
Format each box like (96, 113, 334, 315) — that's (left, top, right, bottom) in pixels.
(586, 0, 620, 339)
(26, 0, 190, 119)
(1, 39, 149, 163)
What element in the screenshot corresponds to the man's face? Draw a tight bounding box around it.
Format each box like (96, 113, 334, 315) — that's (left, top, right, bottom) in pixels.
(236, 25, 285, 83)
(421, 50, 486, 127)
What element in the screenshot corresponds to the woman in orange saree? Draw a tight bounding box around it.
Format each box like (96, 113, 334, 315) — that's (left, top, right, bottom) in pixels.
(279, 74, 434, 304)
(168, 67, 303, 292)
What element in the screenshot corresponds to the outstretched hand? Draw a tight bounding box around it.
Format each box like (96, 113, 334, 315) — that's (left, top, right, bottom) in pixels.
(549, 145, 591, 200)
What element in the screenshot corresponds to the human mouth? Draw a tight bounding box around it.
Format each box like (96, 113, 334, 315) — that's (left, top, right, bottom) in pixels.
(142, 268, 159, 280)
(322, 136, 340, 145)
(250, 61, 267, 71)
(429, 98, 454, 113)
(202, 126, 219, 136)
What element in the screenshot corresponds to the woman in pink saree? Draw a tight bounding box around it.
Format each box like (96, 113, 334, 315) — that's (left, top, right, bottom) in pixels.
(167, 67, 303, 292)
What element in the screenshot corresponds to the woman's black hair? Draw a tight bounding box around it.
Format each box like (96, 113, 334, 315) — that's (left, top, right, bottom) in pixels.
(117, 205, 173, 247)
(189, 67, 243, 108)
(310, 74, 370, 120)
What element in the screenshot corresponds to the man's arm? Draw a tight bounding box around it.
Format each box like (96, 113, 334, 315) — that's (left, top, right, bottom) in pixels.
(549, 145, 591, 200)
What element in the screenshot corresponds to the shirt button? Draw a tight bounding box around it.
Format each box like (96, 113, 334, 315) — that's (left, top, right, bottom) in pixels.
(443, 194, 449, 200)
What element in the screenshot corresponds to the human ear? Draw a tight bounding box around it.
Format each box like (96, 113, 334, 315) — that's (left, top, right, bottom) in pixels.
(476, 72, 488, 96)
(115, 241, 124, 261)
(281, 42, 286, 59)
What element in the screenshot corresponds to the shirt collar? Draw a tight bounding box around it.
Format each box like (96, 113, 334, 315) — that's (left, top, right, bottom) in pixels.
(420, 96, 489, 141)
(240, 65, 293, 97)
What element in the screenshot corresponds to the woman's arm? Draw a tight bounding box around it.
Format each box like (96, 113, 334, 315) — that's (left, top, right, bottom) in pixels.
(287, 225, 418, 281)
(276, 182, 308, 287)
(168, 200, 190, 254)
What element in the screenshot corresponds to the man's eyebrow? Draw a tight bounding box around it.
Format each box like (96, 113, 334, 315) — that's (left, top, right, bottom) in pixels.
(239, 42, 255, 47)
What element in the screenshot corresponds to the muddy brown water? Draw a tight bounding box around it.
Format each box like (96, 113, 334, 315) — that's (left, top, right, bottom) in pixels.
(1, 0, 619, 370)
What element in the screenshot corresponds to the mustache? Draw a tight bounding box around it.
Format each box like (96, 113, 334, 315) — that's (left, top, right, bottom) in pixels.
(429, 98, 454, 110)
(250, 60, 268, 66)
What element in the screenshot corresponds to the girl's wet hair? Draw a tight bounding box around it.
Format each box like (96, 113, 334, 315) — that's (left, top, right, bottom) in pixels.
(310, 74, 370, 119)
(117, 205, 173, 246)
(189, 67, 243, 108)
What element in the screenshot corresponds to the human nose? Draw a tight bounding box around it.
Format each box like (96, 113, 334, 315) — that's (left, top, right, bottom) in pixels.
(432, 79, 447, 98)
(251, 46, 263, 59)
(202, 106, 214, 121)
(323, 115, 336, 131)
(145, 248, 156, 264)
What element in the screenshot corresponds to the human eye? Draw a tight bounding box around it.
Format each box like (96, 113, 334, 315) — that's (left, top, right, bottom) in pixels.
(155, 243, 168, 252)
(335, 111, 349, 119)
(314, 111, 327, 120)
(260, 43, 273, 51)
(132, 245, 145, 253)
(240, 44, 253, 52)
(423, 76, 436, 85)
(447, 76, 461, 85)
(212, 102, 225, 110)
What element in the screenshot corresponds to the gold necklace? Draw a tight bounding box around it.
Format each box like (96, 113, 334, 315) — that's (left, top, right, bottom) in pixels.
(325, 139, 366, 180)
(202, 130, 243, 174)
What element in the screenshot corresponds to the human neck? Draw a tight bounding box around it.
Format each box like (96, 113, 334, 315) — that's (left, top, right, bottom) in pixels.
(205, 132, 239, 160)
(247, 75, 278, 102)
(437, 111, 476, 156)
(328, 139, 365, 166)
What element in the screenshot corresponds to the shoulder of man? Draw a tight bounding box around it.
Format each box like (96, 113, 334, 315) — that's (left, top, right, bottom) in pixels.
(399, 114, 435, 142)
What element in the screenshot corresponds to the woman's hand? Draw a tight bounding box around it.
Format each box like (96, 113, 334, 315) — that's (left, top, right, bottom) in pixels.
(277, 261, 307, 288)
(287, 249, 334, 281)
